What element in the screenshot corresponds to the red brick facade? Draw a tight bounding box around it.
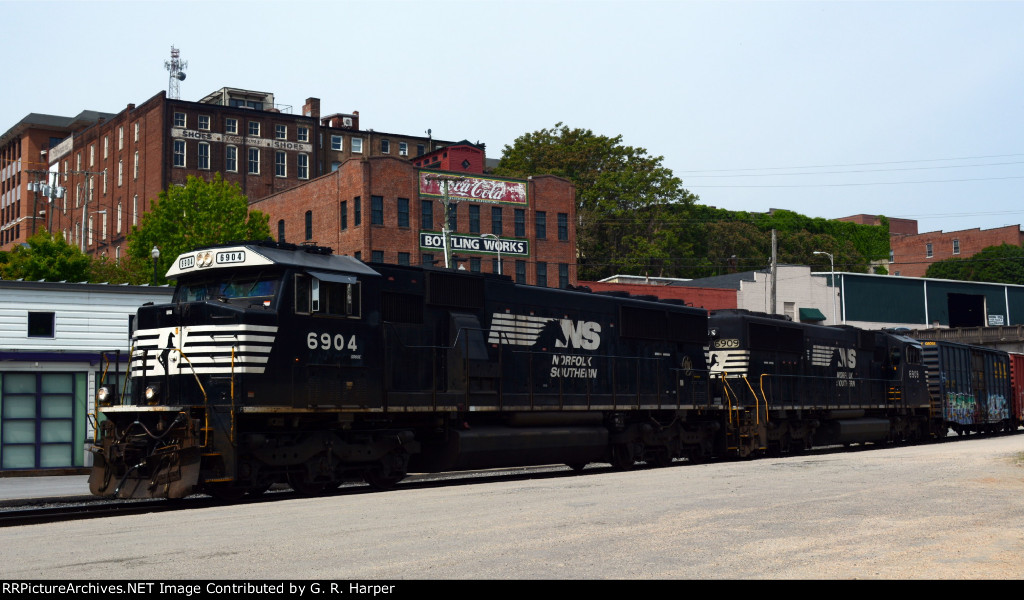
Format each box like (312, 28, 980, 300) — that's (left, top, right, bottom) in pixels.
(252, 153, 579, 288)
(581, 280, 737, 310)
(889, 225, 1024, 278)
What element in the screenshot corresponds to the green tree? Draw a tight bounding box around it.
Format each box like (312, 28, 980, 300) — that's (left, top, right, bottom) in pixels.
(127, 174, 271, 284)
(89, 253, 152, 285)
(925, 243, 1024, 284)
(494, 123, 698, 280)
(0, 229, 91, 282)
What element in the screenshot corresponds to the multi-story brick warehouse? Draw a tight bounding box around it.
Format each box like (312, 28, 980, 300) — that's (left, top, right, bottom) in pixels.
(0, 111, 114, 248)
(889, 224, 1024, 278)
(4, 87, 451, 256)
(251, 147, 578, 288)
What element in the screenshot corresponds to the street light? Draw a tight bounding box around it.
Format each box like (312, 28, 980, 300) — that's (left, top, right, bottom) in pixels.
(425, 174, 467, 269)
(480, 233, 501, 275)
(151, 246, 161, 285)
(812, 251, 836, 325)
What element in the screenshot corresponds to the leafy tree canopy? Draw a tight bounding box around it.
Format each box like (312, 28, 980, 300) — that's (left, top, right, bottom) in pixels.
(493, 123, 697, 280)
(127, 174, 271, 284)
(925, 243, 1024, 284)
(0, 229, 92, 282)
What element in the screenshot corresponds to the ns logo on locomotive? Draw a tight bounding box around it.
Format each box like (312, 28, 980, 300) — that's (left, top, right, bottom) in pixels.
(89, 241, 1024, 500)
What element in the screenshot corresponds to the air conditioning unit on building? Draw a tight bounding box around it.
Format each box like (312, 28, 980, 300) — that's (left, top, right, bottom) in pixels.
(342, 117, 352, 127)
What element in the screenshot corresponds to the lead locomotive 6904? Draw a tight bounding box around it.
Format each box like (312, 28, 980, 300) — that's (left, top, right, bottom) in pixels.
(89, 242, 1021, 500)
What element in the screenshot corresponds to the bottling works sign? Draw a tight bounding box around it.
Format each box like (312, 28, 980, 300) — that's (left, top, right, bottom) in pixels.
(418, 170, 528, 205)
(419, 232, 529, 256)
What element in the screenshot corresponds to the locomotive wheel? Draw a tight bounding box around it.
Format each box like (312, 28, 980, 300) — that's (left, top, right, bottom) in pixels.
(566, 463, 588, 472)
(288, 472, 335, 497)
(610, 444, 636, 470)
(364, 469, 405, 491)
(647, 448, 672, 468)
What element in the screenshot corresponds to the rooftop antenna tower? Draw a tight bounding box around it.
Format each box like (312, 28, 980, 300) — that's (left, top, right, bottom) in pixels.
(164, 45, 188, 100)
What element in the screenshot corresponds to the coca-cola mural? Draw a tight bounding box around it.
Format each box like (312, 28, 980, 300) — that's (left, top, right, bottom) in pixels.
(419, 170, 528, 205)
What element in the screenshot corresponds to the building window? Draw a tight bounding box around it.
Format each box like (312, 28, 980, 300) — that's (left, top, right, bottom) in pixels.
(248, 148, 260, 174)
(469, 205, 480, 234)
(381, 140, 390, 154)
(278, 219, 285, 242)
(398, 252, 410, 266)
(953, 239, 960, 255)
(198, 115, 210, 131)
(371, 250, 384, 263)
(133, 194, 138, 226)
(536, 262, 547, 287)
(559, 263, 569, 288)
(492, 258, 501, 274)
(275, 124, 287, 140)
(298, 153, 308, 179)
(894, 271, 901, 276)
(399, 142, 408, 156)
(354, 196, 361, 226)
(27, 312, 55, 338)
(354, 251, 361, 261)
(117, 202, 122, 234)
(173, 140, 186, 167)
(331, 135, 343, 151)
(298, 127, 309, 142)
(173, 112, 186, 127)
(89, 144, 95, 166)
(103, 136, 109, 159)
(535, 211, 547, 239)
(249, 121, 260, 137)
(926, 243, 933, 258)
(198, 143, 210, 170)
(417, 144, 425, 156)
(492, 207, 503, 235)
(514, 209, 525, 237)
(470, 257, 481, 273)
(371, 196, 383, 225)
(275, 151, 286, 177)
(397, 198, 409, 227)
(305, 211, 313, 240)
(422, 253, 435, 266)
(134, 151, 139, 180)
(557, 213, 568, 241)
(352, 138, 363, 153)
(134, 121, 139, 142)
(117, 160, 124, 186)
(226, 146, 238, 172)
(118, 126, 124, 150)
(340, 201, 347, 230)
(889, 249, 894, 263)
(515, 260, 526, 284)
(226, 118, 238, 135)
(422, 200, 433, 230)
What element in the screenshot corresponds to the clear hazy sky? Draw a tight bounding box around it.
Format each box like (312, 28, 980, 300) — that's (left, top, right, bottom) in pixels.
(4, 0, 1022, 235)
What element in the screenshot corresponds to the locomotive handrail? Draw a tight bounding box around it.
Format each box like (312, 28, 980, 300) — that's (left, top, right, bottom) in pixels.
(759, 374, 772, 421)
(167, 348, 211, 447)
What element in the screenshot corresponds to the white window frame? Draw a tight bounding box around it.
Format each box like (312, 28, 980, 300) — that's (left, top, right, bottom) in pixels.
(198, 115, 211, 131)
(118, 126, 124, 150)
(275, 151, 287, 177)
(399, 142, 408, 156)
(952, 239, 960, 255)
(133, 195, 138, 226)
(331, 135, 343, 151)
(275, 124, 287, 140)
(226, 146, 238, 172)
(133, 122, 139, 142)
(226, 118, 238, 135)
(198, 142, 211, 170)
(926, 243, 933, 258)
(248, 148, 260, 174)
(117, 160, 123, 186)
(173, 140, 186, 167)
(134, 151, 139, 180)
(381, 139, 390, 154)
(249, 121, 261, 137)
(298, 153, 308, 179)
(352, 137, 363, 153)
(298, 127, 309, 142)
(174, 112, 186, 128)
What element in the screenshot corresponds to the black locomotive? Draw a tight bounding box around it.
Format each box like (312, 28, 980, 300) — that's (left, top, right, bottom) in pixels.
(88, 242, 1017, 500)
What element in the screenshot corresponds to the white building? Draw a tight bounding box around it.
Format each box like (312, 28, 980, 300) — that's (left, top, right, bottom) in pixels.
(0, 280, 173, 471)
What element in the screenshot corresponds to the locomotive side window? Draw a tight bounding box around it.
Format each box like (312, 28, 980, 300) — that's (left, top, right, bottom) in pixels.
(295, 271, 361, 318)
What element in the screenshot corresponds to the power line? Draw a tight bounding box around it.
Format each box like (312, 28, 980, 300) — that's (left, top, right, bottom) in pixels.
(679, 153, 1024, 174)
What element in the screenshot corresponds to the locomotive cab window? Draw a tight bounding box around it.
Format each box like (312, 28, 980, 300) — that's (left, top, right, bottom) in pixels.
(175, 273, 281, 308)
(295, 271, 361, 318)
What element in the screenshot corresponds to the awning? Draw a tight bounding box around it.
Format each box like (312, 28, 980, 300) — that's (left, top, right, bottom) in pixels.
(799, 307, 827, 322)
(307, 270, 358, 284)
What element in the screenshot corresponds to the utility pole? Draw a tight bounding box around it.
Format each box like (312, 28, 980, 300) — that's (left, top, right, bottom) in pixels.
(425, 174, 466, 269)
(769, 229, 777, 315)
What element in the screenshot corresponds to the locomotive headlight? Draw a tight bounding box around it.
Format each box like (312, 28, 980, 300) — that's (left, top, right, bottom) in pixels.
(97, 386, 110, 402)
(145, 384, 161, 402)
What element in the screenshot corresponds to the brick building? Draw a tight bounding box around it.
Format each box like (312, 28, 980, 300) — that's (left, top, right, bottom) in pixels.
(0, 111, 114, 248)
(251, 146, 578, 288)
(889, 224, 1024, 278)
(4, 87, 451, 257)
